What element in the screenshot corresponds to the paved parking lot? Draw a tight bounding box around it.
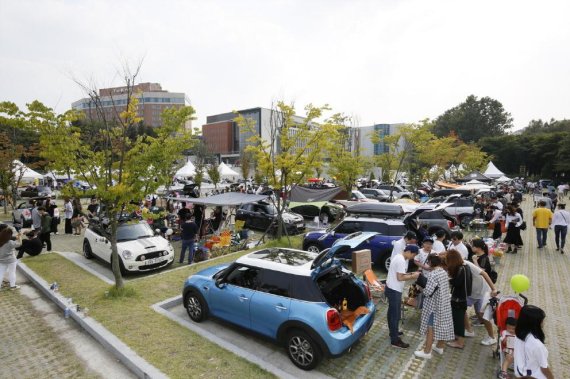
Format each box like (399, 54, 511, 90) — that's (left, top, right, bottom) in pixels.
(0, 276, 134, 379)
(5, 195, 569, 378)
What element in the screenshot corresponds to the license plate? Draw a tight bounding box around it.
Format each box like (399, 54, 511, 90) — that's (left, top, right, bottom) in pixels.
(144, 257, 165, 265)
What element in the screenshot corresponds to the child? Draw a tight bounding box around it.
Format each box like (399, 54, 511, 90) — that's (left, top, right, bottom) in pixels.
(498, 317, 517, 379)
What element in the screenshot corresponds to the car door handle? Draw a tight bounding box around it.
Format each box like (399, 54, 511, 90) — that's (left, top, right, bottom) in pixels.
(202, 286, 209, 291)
(238, 295, 249, 301)
(275, 305, 287, 311)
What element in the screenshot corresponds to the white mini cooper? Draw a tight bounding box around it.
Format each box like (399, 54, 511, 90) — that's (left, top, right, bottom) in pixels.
(83, 220, 175, 274)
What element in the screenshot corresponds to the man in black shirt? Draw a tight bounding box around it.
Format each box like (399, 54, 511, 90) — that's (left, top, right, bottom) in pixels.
(16, 231, 43, 259)
(177, 202, 191, 228)
(87, 197, 99, 217)
(179, 213, 198, 264)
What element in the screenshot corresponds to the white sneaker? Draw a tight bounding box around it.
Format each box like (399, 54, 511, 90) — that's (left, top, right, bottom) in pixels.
(481, 336, 496, 346)
(414, 350, 432, 359)
(464, 330, 475, 337)
(431, 345, 444, 355)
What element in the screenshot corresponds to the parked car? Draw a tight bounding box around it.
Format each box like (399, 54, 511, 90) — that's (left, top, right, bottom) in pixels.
(332, 190, 380, 208)
(289, 202, 345, 223)
(236, 201, 305, 235)
(11, 197, 49, 227)
(182, 232, 376, 370)
(302, 216, 407, 271)
(427, 195, 474, 228)
(304, 203, 453, 271)
(374, 184, 413, 199)
(19, 185, 53, 198)
(83, 220, 175, 273)
(359, 188, 392, 202)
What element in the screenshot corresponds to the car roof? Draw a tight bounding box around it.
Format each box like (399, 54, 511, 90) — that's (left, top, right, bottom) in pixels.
(236, 248, 319, 276)
(342, 216, 404, 225)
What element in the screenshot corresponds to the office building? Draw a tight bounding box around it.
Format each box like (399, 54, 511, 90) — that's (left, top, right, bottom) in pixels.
(72, 83, 188, 128)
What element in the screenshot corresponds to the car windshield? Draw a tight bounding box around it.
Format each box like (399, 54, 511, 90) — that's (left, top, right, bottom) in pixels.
(264, 204, 277, 215)
(116, 223, 154, 241)
(352, 191, 365, 199)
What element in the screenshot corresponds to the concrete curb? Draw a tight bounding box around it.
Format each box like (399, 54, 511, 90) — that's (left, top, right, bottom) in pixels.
(17, 262, 168, 379)
(151, 296, 298, 379)
(152, 296, 334, 379)
(54, 251, 115, 285)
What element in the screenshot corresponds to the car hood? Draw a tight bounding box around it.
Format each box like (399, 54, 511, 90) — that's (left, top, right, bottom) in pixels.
(191, 263, 230, 281)
(282, 211, 304, 222)
(117, 236, 170, 254)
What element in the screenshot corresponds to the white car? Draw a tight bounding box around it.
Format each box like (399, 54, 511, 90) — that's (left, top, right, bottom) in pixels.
(83, 221, 175, 274)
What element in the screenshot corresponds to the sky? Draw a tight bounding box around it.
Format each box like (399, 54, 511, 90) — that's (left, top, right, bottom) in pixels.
(1, 0, 569, 130)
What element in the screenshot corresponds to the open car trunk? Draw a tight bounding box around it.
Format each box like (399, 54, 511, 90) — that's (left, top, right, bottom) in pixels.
(317, 267, 367, 310)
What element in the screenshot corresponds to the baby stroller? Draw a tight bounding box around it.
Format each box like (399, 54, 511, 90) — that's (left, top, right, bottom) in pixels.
(489, 293, 528, 374)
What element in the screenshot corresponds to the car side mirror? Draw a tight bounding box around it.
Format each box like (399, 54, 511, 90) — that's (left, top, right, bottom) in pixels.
(215, 278, 226, 289)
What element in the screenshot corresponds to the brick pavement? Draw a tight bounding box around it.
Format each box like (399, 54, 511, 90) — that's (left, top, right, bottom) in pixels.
(0, 283, 97, 378)
(319, 195, 569, 378)
(7, 195, 568, 378)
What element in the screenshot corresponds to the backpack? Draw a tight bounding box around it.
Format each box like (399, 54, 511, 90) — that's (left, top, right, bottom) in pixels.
(478, 253, 498, 284)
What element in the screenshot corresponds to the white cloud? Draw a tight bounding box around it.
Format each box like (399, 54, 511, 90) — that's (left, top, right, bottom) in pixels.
(1, 0, 569, 129)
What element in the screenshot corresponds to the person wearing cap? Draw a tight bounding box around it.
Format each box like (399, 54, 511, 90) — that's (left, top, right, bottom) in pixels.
(391, 231, 417, 260)
(386, 244, 420, 349)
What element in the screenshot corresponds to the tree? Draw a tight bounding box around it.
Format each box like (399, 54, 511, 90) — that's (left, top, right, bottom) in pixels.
(327, 116, 370, 196)
(0, 102, 46, 212)
(35, 65, 197, 289)
(239, 150, 253, 180)
(236, 101, 335, 240)
(433, 95, 513, 142)
(207, 163, 221, 190)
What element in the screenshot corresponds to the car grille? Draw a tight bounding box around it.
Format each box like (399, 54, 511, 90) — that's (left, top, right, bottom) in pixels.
(138, 260, 169, 271)
(135, 251, 166, 261)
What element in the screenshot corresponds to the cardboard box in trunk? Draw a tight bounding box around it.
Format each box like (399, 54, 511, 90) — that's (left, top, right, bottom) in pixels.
(352, 249, 371, 274)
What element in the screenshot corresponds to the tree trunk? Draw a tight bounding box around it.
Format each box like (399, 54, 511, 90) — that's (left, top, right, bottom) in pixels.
(109, 219, 124, 289)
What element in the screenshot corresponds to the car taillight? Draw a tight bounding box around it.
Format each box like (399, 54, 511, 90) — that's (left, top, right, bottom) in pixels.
(326, 308, 342, 331)
(448, 220, 454, 229)
(364, 283, 372, 301)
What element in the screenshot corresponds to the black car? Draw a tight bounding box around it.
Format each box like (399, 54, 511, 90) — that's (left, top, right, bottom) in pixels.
(19, 186, 53, 198)
(289, 202, 345, 223)
(236, 201, 305, 235)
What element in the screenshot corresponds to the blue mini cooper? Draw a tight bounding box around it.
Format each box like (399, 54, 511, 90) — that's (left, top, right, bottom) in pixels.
(182, 232, 377, 370)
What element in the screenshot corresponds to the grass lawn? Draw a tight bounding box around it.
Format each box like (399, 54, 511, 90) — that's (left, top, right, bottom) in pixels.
(24, 236, 303, 379)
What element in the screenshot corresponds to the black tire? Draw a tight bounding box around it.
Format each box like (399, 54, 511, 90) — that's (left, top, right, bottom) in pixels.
(83, 240, 93, 259)
(286, 329, 322, 371)
(184, 290, 208, 322)
(379, 254, 390, 272)
(111, 255, 127, 275)
(305, 243, 321, 254)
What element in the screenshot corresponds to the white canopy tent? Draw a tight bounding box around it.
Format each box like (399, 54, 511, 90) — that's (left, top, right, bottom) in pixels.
(495, 175, 512, 183)
(218, 162, 240, 179)
(484, 161, 505, 179)
(175, 160, 196, 178)
(12, 160, 43, 181)
(458, 183, 492, 190)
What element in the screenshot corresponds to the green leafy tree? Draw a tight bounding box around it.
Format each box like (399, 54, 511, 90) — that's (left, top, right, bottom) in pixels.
(35, 66, 196, 289)
(433, 95, 513, 142)
(207, 163, 221, 189)
(236, 101, 335, 240)
(327, 116, 370, 196)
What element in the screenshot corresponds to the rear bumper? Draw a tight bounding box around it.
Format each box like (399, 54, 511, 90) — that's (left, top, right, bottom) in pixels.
(327, 302, 376, 357)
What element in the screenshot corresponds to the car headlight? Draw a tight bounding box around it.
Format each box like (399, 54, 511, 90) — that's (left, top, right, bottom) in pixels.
(284, 218, 293, 224)
(122, 250, 133, 260)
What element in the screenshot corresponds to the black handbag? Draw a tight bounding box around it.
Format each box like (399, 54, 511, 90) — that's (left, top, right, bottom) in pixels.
(520, 221, 527, 230)
(415, 272, 428, 288)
